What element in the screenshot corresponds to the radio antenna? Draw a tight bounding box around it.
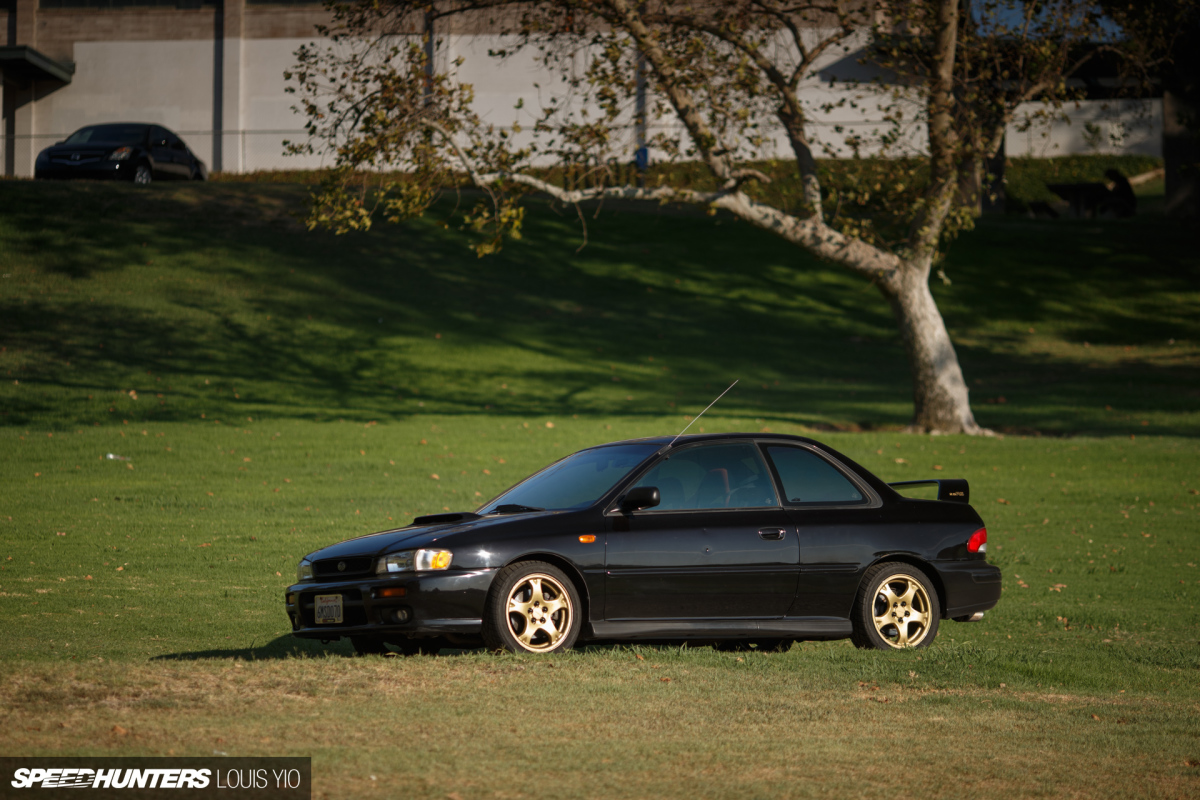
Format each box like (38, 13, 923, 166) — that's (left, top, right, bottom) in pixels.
(668, 380, 738, 448)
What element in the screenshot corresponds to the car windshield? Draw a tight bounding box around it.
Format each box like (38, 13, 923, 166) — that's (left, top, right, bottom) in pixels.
(480, 444, 660, 512)
(64, 125, 148, 145)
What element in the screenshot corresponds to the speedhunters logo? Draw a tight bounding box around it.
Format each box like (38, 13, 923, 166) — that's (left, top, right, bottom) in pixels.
(0, 759, 309, 799)
(12, 768, 213, 789)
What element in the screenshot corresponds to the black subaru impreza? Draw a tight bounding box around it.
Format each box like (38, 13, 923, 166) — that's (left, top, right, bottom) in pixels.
(286, 433, 1001, 655)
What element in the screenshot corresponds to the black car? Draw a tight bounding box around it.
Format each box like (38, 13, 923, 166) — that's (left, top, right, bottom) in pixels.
(34, 122, 208, 184)
(285, 433, 1001, 655)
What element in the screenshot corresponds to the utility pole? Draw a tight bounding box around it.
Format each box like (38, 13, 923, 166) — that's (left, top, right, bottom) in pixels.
(423, 7, 435, 106)
(634, 51, 647, 187)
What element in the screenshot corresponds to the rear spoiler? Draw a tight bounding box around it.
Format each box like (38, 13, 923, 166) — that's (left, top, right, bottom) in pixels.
(888, 479, 970, 504)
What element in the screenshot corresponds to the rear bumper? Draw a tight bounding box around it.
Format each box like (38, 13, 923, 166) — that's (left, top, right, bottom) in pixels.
(937, 560, 1002, 618)
(35, 162, 131, 181)
(285, 568, 496, 641)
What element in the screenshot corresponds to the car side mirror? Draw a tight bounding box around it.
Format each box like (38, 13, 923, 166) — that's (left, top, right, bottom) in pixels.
(620, 486, 660, 513)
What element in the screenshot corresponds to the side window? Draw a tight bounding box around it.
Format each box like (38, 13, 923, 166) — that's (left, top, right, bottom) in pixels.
(633, 443, 779, 510)
(766, 446, 865, 506)
(169, 134, 187, 151)
(150, 126, 168, 147)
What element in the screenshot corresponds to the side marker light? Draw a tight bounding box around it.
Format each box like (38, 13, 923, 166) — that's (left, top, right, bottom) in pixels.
(579, 535, 596, 543)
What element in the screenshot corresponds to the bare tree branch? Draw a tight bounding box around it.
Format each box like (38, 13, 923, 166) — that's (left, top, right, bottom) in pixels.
(422, 117, 900, 281)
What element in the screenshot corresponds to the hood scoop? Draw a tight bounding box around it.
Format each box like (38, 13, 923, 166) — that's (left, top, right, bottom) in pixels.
(412, 512, 483, 526)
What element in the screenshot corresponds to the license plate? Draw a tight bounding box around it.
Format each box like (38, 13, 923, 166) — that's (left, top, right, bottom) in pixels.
(314, 594, 343, 624)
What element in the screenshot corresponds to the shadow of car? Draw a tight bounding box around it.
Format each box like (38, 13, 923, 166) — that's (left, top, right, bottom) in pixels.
(35, 122, 208, 184)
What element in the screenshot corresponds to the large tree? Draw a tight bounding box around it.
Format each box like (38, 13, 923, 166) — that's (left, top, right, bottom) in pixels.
(287, 0, 1135, 433)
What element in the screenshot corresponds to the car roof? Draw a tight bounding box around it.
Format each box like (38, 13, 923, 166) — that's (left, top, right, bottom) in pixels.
(72, 122, 153, 130)
(590, 432, 822, 450)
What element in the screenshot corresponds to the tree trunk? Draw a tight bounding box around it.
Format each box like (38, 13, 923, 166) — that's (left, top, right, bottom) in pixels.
(882, 263, 985, 435)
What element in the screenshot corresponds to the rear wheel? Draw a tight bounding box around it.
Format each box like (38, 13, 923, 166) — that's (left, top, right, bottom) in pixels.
(851, 562, 940, 650)
(482, 562, 581, 654)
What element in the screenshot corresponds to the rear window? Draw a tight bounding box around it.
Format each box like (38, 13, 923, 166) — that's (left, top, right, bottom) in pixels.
(766, 446, 865, 506)
(64, 125, 148, 145)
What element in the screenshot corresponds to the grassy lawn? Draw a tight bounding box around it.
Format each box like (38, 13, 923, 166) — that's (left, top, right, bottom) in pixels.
(2, 181, 1197, 436)
(1, 181, 1198, 798)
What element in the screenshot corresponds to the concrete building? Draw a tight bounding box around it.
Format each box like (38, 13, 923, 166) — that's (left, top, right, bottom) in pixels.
(0, 0, 1164, 178)
(1, 0, 334, 176)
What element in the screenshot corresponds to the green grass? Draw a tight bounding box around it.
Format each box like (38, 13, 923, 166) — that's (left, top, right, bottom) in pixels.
(1, 181, 1198, 436)
(3, 422, 1199, 797)
(1, 180, 1198, 798)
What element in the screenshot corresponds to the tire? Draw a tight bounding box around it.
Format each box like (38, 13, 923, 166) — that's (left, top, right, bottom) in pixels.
(392, 637, 444, 656)
(350, 636, 388, 656)
(351, 635, 443, 656)
(133, 164, 152, 185)
(482, 561, 581, 654)
(851, 562, 940, 650)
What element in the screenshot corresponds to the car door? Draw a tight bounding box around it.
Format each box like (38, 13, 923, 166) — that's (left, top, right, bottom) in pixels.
(148, 126, 177, 180)
(166, 131, 192, 179)
(762, 443, 883, 619)
(604, 441, 799, 620)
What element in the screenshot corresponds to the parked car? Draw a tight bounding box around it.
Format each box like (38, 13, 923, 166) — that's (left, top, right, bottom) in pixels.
(34, 122, 208, 184)
(285, 433, 1001, 655)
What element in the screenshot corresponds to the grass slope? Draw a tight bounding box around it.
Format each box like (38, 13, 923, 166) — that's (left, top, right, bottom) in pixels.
(1, 181, 1198, 798)
(1, 181, 1197, 435)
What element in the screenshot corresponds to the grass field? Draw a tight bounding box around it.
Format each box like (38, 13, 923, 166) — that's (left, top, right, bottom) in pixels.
(2, 180, 1198, 436)
(2, 180, 1198, 798)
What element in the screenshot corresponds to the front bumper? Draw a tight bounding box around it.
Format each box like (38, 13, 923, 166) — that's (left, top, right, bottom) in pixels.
(285, 568, 496, 641)
(35, 162, 131, 181)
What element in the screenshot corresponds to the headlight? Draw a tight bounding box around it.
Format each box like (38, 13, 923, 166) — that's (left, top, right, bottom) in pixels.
(376, 549, 453, 574)
(296, 559, 314, 582)
(108, 147, 133, 161)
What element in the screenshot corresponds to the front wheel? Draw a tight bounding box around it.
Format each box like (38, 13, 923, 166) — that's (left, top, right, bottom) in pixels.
(851, 562, 940, 650)
(133, 164, 152, 185)
(482, 562, 581, 654)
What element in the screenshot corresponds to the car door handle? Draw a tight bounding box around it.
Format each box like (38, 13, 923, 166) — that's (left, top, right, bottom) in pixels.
(758, 528, 786, 540)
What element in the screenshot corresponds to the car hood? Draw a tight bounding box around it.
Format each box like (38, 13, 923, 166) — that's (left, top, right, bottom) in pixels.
(302, 511, 552, 561)
(42, 142, 137, 155)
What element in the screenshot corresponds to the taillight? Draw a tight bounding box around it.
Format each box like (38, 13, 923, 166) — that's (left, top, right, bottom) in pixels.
(967, 527, 988, 553)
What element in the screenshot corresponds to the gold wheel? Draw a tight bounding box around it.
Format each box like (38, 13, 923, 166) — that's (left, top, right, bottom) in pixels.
(504, 572, 574, 653)
(871, 574, 933, 648)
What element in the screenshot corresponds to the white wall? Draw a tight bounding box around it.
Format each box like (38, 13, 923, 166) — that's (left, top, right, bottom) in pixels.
(239, 36, 326, 170)
(1006, 99, 1162, 158)
(32, 39, 217, 164)
(13, 33, 1164, 176)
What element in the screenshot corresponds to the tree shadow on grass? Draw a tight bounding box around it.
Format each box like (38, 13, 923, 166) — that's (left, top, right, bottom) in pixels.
(3, 183, 1198, 436)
